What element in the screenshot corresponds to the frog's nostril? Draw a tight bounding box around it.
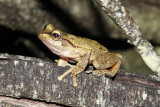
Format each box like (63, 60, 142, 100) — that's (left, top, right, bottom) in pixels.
(43, 24, 55, 31)
(43, 25, 47, 30)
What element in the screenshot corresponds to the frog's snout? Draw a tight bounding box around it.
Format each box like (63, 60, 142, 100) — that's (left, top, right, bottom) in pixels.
(38, 33, 48, 41)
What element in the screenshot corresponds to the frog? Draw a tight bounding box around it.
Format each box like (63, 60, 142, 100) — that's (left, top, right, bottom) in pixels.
(38, 24, 122, 86)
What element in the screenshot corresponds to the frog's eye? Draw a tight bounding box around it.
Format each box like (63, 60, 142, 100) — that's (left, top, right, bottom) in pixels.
(51, 30, 62, 41)
(53, 33, 59, 37)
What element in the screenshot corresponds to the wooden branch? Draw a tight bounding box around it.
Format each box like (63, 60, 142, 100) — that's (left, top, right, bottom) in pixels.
(0, 53, 160, 106)
(95, 0, 160, 76)
(0, 96, 60, 107)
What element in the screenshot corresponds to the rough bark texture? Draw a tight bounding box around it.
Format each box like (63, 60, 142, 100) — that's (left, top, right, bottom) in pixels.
(95, 0, 160, 76)
(0, 96, 61, 107)
(122, 0, 160, 44)
(0, 53, 160, 106)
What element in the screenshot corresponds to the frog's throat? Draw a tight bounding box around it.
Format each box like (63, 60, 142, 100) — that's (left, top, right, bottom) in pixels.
(42, 41, 79, 59)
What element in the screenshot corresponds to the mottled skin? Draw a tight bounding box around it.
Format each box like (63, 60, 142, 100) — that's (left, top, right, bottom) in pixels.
(38, 24, 122, 86)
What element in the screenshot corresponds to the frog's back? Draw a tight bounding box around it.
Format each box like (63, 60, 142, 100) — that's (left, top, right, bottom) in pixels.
(63, 33, 109, 53)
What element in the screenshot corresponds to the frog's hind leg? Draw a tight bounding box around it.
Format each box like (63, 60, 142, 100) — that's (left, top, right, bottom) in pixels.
(91, 60, 121, 77)
(90, 53, 122, 77)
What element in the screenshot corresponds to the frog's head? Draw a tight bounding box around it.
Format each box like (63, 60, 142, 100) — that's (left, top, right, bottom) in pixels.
(38, 24, 63, 42)
(38, 24, 75, 56)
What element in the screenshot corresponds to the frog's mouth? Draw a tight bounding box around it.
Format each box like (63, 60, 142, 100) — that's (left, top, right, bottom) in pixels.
(42, 41, 62, 55)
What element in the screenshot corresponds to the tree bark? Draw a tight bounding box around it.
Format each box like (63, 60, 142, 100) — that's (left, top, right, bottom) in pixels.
(0, 96, 60, 107)
(0, 53, 160, 106)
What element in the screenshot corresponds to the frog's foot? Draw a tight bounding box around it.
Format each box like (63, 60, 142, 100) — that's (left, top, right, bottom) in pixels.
(57, 66, 81, 86)
(91, 60, 121, 77)
(90, 70, 113, 77)
(86, 70, 92, 73)
(86, 66, 94, 74)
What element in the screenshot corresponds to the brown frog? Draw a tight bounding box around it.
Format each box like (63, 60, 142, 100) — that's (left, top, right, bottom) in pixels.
(38, 24, 122, 86)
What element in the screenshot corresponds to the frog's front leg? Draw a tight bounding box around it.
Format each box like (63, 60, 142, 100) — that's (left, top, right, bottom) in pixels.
(91, 53, 122, 77)
(58, 51, 90, 86)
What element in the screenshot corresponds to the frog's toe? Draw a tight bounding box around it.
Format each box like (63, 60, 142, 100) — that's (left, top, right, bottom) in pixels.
(73, 82, 77, 87)
(95, 73, 103, 77)
(89, 70, 104, 77)
(58, 76, 63, 81)
(97, 74, 102, 77)
(92, 71, 100, 76)
(86, 70, 92, 73)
